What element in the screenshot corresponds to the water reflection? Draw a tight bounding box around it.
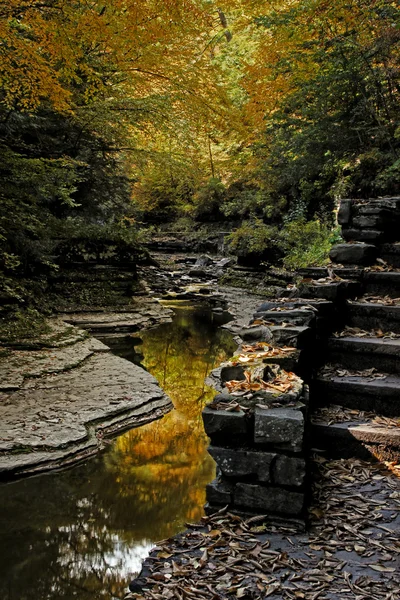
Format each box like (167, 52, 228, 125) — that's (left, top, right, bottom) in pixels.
(0, 304, 235, 600)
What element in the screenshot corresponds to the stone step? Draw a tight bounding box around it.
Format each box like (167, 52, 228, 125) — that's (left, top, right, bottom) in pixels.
(298, 267, 363, 281)
(298, 280, 360, 302)
(338, 197, 400, 232)
(252, 309, 316, 327)
(310, 412, 400, 462)
(380, 242, 400, 268)
(254, 298, 342, 337)
(323, 335, 400, 374)
(363, 271, 400, 297)
(311, 371, 400, 417)
(254, 298, 336, 316)
(346, 300, 400, 333)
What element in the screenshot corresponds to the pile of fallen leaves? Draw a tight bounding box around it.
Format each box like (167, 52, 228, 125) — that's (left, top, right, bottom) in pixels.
(311, 405, 400, 429)
(225, 369, 297, 396)
(230, 345, 297, 366)
(333, 327, 400, 339)
(320, 364, 387, 381)
(127, 457, 400, 600)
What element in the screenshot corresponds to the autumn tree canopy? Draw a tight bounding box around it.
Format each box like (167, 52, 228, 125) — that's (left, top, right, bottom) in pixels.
(0, 0, 399, 288)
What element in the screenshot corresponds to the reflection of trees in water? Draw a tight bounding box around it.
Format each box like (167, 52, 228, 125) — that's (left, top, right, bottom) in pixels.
(0, 307, 235, 600)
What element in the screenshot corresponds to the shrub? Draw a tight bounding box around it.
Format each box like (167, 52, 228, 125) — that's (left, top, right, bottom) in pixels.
(227, 219, 279, 261)
(280, 219, 340, 270)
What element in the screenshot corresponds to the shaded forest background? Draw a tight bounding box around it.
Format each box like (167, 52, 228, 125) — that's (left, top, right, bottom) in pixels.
(1, 0, 399, 307)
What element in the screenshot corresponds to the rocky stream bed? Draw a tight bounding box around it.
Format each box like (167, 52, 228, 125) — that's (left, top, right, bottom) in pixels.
(1, 244, 400, 600)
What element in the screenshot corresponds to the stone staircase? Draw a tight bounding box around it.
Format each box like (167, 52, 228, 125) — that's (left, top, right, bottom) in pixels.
(202, 196, 400, 524)
(307, 197, 400, 462)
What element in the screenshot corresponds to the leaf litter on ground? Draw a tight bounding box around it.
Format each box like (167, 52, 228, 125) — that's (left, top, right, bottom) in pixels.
(320, 364, 388, 381)
(311, 405, 400, 429)
(333, 327, 400, 339)
(127, 457, 400, 600)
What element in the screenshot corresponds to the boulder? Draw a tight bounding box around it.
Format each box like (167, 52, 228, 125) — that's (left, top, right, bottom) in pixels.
(194, 255, 214, 267)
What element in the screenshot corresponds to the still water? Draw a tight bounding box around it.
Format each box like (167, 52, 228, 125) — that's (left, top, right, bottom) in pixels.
(0, 304, 236, 600)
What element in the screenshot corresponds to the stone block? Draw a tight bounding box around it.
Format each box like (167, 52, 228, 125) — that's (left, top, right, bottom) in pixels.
(254, 406, 304, 452)
(329, 243, 377, 265)
(202, 406, 249, 446)
(220, 365, 246, 383)
(206, 478, 234, 505)
(208, 446, 276, 483)
(363, 272, 400, 298)
(352, 215, 386, 229)
(300, 280, 360, 302)
(269, 325, 314, 349)
(234, 483, 304, 516)
(272, 455, 306, 487)
(337, 199, 352, 225)
(240, 325, 272, 342)
(259, 351, 300, 373)
(355, 197, 400, 211)
(380, 242, 400, 268)
(342, 228, 384, 243)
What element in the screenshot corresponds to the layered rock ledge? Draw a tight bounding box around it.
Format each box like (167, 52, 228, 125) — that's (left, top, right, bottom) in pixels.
(0, 315, 173, 478)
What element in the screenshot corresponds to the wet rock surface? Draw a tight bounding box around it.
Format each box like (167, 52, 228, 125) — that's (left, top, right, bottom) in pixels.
(0, 297, 177, 477)
(0, 336, 173, 477)
(0, 254, 265, 478)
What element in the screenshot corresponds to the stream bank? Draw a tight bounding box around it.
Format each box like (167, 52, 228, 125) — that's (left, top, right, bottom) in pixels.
(0, 302, 239, 600)
(0, 253, 267, 478)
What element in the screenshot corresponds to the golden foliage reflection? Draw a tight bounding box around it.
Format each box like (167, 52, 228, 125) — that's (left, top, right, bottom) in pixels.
(105, 305, 236, 536)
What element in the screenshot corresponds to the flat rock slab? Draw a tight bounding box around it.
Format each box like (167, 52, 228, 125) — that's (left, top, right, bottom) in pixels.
(0, 318, 88, 349)
(0, 351, 172, 475)
(63, 310, 172, 333)
(0, 337, 109, 391)
(132, 457, 400, 600)
(60, 298, 174, 333)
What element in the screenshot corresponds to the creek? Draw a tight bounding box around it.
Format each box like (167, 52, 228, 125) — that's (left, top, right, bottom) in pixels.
(0, 303, 236, 600)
